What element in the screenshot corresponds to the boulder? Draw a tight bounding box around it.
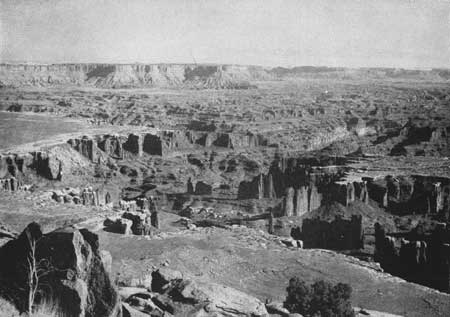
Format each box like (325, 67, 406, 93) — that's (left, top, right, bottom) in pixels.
(122, 302, 149, 317)
(52, 191, 64, 203)
(0, 222, 17, 240)
(166, 278, 268, 316)
(66, 187, 81, 197)
(126, 294, 164, 316)
(280, 238, 298, 248)
(0, 223, 118, 316)
(151, 268, 183, 292)
(150, 268, 267, 316)
(129, 274, 152, 290)
(266, 301, 291, 316)
(118, 287, 150, 300)
(73, 196, 81, 204)
(64, 194, 73, 203)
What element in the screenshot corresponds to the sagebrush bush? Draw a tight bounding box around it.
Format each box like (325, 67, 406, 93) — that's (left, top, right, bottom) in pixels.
(284, 277, 355, 317)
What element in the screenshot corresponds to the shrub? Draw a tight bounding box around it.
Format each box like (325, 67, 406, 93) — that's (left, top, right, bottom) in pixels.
(284, 277, 355, 317)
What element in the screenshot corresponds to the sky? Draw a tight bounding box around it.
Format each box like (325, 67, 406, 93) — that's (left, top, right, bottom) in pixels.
(0, 0, 449, 68)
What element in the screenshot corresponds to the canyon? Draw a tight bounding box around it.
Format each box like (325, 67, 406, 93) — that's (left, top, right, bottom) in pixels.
(0, 64, 450, 316)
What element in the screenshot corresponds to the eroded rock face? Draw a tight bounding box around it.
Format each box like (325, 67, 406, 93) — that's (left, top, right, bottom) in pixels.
(0, 222, 118, 317)
(367, 175, 450, 215)
(0, 154, 33, 178)
(147, 269, 268, 316)
(283, 187, 295, 216)
(142, 134, 163, 156)
(68, 137, 98, 162)
(31, 151, 63, 180)
(124, 134, 143, 157)
(0, 63, 268, 89)
(238, 154, 450, 220)
(122, 211, 152, 235)
(98, 135, 124, 159)
(0, 177, 31, 192)
(375, 222, 450, 293)
(300, 214, 364, 250)
(1, 146, 90, 182)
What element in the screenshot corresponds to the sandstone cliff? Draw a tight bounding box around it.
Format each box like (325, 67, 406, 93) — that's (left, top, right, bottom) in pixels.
(0, 63, 271, 89)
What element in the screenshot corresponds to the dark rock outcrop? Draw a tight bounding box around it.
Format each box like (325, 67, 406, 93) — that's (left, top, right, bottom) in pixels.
(104, 217, 132, 235)
(123, 134, 143, 157)
(194, 181, 212, 195)
(142, 134, 163, 156)
(122, 212, 152, 235)
(375, 222, 450, 292)
(68, 137, 98, 162)
(31, 151, 63, 180)
(0, 177, 29, 192)
(0, 222, 119, 316)
(368, 175, 450, 216)
(297, 214, 364, 250)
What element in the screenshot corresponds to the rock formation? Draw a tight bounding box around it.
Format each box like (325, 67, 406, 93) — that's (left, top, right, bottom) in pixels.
(0, 63, 270, 89)
(368, 175, 450, 216)
(31, 151, 63, 180)
(186, 178, 194, 194)
(123, 134, 143, 157)
(282, 187, 295, 216)
(194, 181, 212, 195)
(142, 134, 163, 156)
(0, 177, 30, 192)
(294, 186, 309, 216)
(51, 187, 112, 207)
(98, 135, 124, 159)
(119, 200, 137, 212)
(375, 222, 450, 292)
(104, 217, 132, 235)
(122, 212, 152, 236)
(68, 137, 98, 162)
(0, 222, 119, 316)
(145, 268, 268, 316)
(298, 215, 364, 250)
(150, 211, 159, 229)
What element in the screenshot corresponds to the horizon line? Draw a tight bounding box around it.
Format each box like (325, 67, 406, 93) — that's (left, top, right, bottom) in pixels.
(0, 62, 448, 71)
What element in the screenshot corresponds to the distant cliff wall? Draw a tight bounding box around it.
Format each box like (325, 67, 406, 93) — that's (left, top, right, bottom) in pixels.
(238, 154, 450, 219)
(0, 63, 271, 89)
